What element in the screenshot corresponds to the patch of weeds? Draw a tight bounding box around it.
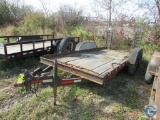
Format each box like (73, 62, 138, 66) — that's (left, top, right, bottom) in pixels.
(51, 104, 69, 117)
(0, 38, 6, 43)
(125, 84, 138, 109)
(76, 86, 89, 98)
(137, 115, 147, 120)
(58, 70, 72, 78)
(0, 58, 40, 79)
(0, 88, 53, 120)
(0, 92, 7, 102)
(63, 85, 79, 102)
(35, 88, 53, 102)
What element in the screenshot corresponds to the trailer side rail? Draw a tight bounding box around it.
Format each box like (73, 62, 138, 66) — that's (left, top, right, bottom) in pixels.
(0, 36, 80, 59)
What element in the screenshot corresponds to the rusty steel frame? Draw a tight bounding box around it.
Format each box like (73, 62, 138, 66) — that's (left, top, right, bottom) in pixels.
(149, 67, 160, 120)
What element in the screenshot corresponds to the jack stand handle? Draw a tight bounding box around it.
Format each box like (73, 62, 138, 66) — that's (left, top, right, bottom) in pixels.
(53, 60, 58, 105)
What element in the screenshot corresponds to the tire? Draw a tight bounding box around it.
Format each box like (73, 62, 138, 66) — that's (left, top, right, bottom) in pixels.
(145, 62, 154, 84)
(128, 64, 137, 75)
(127, 51, 142, 75)
(59, 37, 76, 53)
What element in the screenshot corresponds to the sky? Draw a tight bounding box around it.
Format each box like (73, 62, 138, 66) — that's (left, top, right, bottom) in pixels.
(17, 0, 147, 20)
(23, 0, 93, 14)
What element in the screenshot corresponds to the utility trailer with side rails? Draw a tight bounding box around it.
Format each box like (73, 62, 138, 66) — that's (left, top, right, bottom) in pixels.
(14, 46, 143, 105)
(0, 35, 80, 59)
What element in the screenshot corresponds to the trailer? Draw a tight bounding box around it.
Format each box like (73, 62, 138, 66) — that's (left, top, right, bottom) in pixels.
(14, 44, 142, 105)
(0, 35, 80, 59)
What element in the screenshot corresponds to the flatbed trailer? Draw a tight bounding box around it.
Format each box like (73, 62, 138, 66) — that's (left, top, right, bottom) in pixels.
(14, 47, 142, 105)
(0, 35, 80, 59)
(40, 48, 130, 85)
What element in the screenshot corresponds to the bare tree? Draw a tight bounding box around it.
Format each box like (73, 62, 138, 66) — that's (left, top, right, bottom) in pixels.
(93, 0, 127, 27)
(39, 0, 50, 17)
(155, 0, 160, 19)
(138, 0, 160, 23)
(138, 0, 160, 41)
(55, 5, 84, 28)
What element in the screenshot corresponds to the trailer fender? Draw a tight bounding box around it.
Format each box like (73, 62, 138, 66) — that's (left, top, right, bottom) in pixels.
(127, 48, 143, 75)
(59, 37, 76, 53)
(52, 40, 61, 53)
(145, 53, 159, 84)
(75, 42, 97, 51)
(128, 48, 143, 65)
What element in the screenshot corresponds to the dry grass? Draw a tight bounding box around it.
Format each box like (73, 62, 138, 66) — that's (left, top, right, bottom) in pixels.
(0, 57, 151, 120)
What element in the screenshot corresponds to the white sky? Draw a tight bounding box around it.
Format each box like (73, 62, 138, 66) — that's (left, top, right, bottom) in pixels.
(19, 0, 146, 19)
(23, 0, 93, 14)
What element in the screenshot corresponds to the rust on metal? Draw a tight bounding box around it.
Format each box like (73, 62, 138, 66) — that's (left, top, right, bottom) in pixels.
(149, 66, 160, 119)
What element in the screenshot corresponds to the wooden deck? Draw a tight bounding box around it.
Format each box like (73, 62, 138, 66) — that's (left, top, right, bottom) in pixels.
(0, 41, 51, 55)
(41, 49, 130, 84)
(56, 49, 129, 76)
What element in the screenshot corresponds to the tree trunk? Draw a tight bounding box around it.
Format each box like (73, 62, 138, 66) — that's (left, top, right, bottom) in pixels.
(109, 0, 112, 27)
(155, 0, 160, 19)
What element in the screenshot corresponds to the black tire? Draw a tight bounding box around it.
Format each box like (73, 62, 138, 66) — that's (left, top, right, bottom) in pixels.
(127, 51, 142, 75)
(145, 62, 154, 84)
(128, 64, 137, 75)
(59, 37, 76, 53)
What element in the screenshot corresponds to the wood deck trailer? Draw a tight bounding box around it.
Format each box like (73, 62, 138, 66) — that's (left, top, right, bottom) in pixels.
(0, 35, 80, 59)
(40, 48, 131, 85)
(14, 46, 142, 105)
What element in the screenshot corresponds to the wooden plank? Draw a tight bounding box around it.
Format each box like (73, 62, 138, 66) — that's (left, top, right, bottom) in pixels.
(64, 56, 114, 72)
(57, 50, 104, 63)
(100, 59, 128, 76)
(92, 59, 125, 75)
(57, 49, 129, 75)
(58, 56, 88, 63)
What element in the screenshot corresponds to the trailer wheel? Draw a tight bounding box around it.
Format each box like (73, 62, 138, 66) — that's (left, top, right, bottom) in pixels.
(59, 37, 76, 53)
(145, 62, 154, 84)
(128, 50, 142, 75)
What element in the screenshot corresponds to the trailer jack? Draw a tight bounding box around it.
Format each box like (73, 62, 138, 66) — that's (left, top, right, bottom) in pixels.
(14, 60, 85, 105)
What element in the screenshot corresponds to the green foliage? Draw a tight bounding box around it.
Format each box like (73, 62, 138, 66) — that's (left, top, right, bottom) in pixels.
(125, 84, 138, 109)
(0, 58, 40, 78)
(0, 0, 13, 26)
(0, 0, 33, 26)
(71, 26, 88, 40)
(17, 12, 45, 34)
(13, 12, 55, 35)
